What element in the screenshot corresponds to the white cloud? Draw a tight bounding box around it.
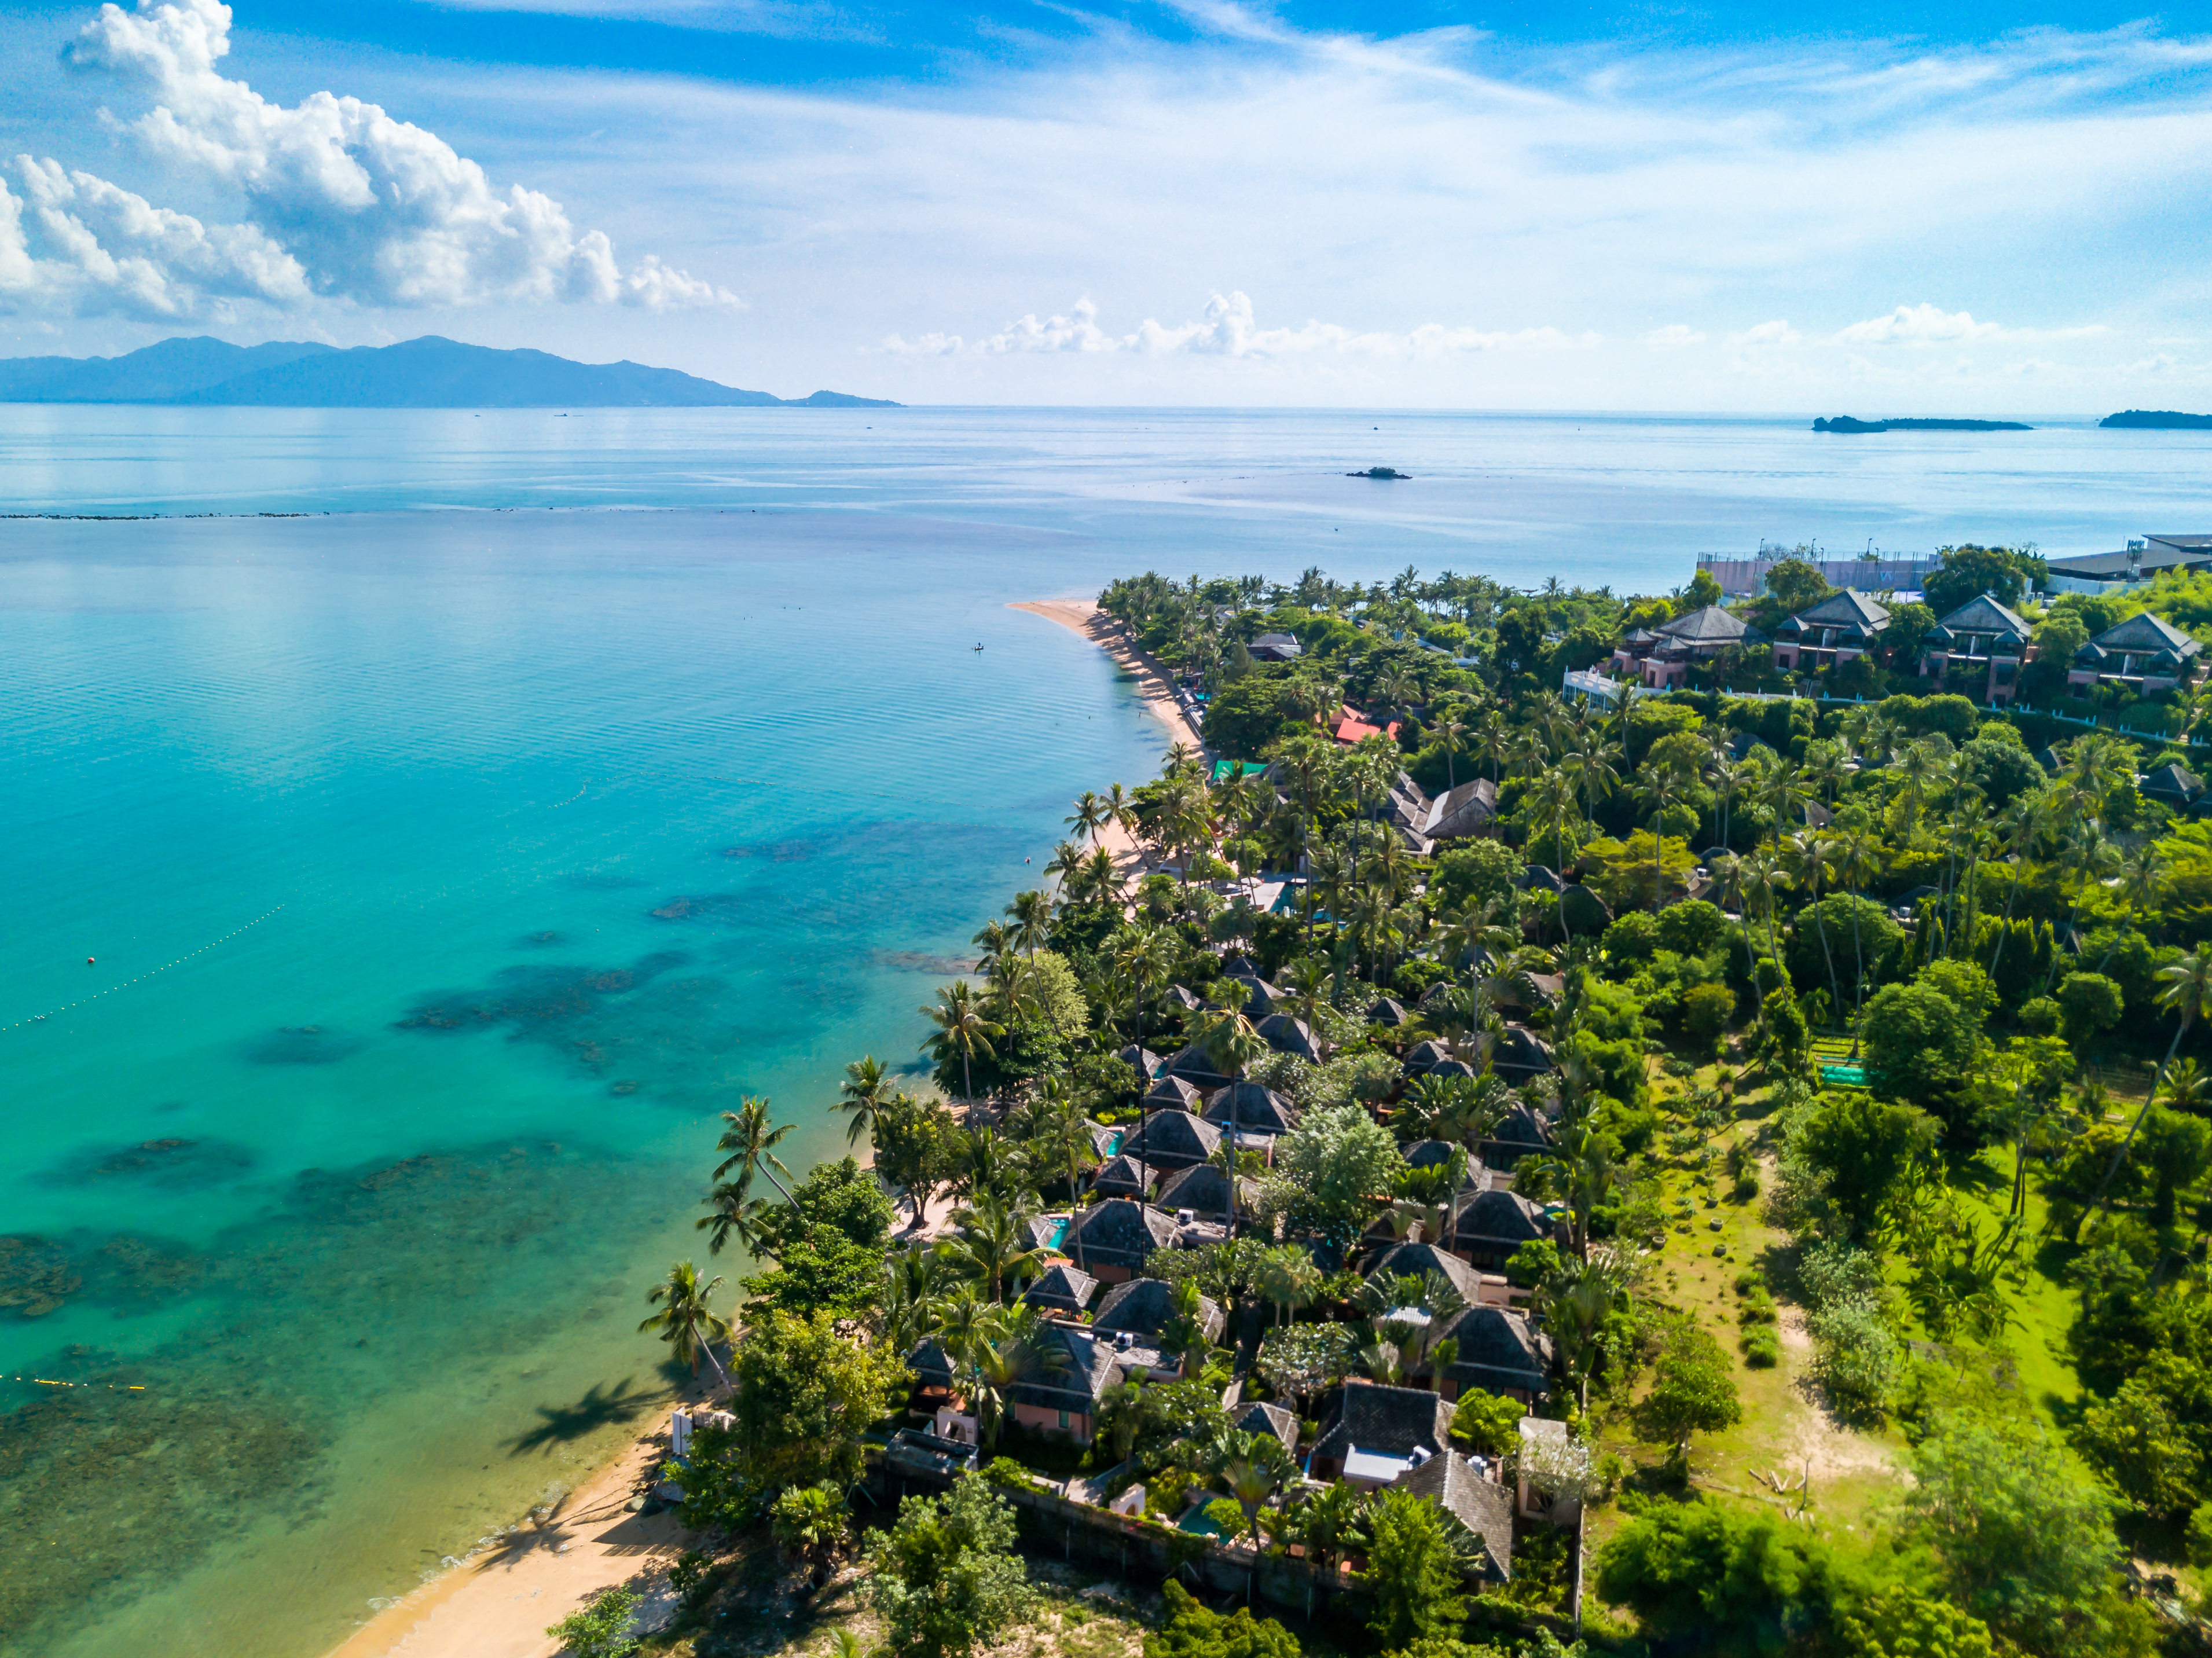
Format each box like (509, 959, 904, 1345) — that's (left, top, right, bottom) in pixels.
(1730, 320, 1800, 348)
(885, 292, 1598, 359)
(0, 0, 738, 319)
(1642, 324, 1707, 347)
(1836, 302, 2002, 344)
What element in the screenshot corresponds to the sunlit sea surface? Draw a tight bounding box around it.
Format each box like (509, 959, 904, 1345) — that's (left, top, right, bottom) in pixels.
(3, 405, 2209, 1658)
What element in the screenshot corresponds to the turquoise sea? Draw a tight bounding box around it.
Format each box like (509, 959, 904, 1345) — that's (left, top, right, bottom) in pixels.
(4, 405, 2211, 1658)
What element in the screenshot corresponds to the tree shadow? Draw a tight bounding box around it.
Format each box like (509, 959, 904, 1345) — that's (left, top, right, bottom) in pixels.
(508, 1376, 653, 1456)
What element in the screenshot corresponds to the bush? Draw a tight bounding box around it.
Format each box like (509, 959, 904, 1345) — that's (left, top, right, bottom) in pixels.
(1450, 1388, 1527, 1456)
(1741, 1329, 1781, 1368)
(1145, 1582, 1301, 1658)
(546, 1587, 643, 1658)
(1682, 982, 1737, 1046)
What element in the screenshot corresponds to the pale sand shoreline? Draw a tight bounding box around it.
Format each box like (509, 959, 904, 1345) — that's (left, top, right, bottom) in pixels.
(1008, 599, 1206, 755)
(322, 601, 1177, 1658)
(322, 1388, 707, 1658)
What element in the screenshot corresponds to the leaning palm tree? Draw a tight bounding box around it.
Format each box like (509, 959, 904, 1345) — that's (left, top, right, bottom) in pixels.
(1068, 791, 1111, 842)
(2089, 949, 2212, 1220)
(639, 1261, 732, 1386)
(922, 981, 1002, 1101)
(696, 1181, 773, 1256)
(714, 1096, 798, 1205)
(835, 1055, 892, 1149)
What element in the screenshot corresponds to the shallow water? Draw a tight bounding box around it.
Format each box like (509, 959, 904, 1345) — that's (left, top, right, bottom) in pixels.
(2, 405, 2209, 1658)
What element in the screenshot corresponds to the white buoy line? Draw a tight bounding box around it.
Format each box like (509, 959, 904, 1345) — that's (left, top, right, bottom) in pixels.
(3, 905, 288, 1034)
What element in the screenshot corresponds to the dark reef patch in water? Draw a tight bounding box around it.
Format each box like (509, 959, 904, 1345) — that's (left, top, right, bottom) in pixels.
(0, 1137, 681, 1657)
(721, 835, 829, 861)
(515, 930, 566, 948)
(870, 950, 978, 975)
(0, 1231, 211, 1319)
(46, 1135, 257, 1190)
(244, 1024, 368, 1066)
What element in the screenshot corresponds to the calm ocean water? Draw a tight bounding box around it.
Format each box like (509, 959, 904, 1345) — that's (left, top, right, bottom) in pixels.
(3, 405, 2209, 1658)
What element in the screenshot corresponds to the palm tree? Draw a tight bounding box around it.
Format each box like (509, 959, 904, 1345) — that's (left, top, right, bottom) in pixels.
(1257, 1244, 1322, 1327)
(1198, 996, 1270, 1238)
(1008, 889, 1053, 955)
(1984, 795, 2045, 982)
(1567, 735, 1622, 831)
(714, 1096, 797, 1205)
(1433, 715, 1468, 790)
(1476, 709, 1511, 784)
(696, 1181, 773, 1256)
(1068, 791, 1111, 842)
(836, 1055, 892, 1149)
(941, 1193, 1041, 1301)
(1781, 828, 1844, 1025)
(1637, 764, 1690, 910)
(922, 981, 1002, 1101)
(1517, 1122, 1615, 1262)
(639, 1261, 732, 1386)
(1032, 1084, 1099, 1269)
(1832, 827, 1881, 1046)
(1216, 1430, 1294, 1546)
(2096, 842, 2169, 973)
(2090, 949, 2212, 1219)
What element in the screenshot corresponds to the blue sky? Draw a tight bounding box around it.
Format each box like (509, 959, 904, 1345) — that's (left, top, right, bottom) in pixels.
(2, 0, 2210, 407)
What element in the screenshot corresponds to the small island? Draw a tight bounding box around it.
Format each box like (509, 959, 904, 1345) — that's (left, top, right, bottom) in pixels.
(2100, 410, 2212, 430)
(1348, 465, 1411, 478)
(1813, 416, 2033, 433)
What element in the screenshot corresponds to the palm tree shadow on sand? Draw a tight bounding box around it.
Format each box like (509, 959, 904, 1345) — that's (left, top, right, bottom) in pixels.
(508, 1377, 652, 1456)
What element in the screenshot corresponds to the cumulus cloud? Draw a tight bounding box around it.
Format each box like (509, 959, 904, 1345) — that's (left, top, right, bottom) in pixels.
(885, 292, 1598, 358)
(1730, 320, 1801, 347)
(1836, 302, 2002, 344)
(1835, 301, 2107, 345)
(0, 0, 736, 320)
(1642, 324, 1707, 347)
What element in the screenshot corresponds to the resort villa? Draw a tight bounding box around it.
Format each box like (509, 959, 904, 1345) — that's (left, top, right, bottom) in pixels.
(1606, 605, 1763, 689)
(1770, 590, 1890, 674)
(2066, 612, 2204, 694)
(1920, 593, 2035, 704)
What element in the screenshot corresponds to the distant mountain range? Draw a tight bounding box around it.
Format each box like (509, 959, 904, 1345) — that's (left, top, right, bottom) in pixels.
(2100, 410, 2212, 430)
(1813, 416, 2033, 433)
(0, 336, 900, 409)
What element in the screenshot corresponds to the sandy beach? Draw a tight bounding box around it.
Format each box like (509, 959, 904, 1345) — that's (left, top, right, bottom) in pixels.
(321, 1393, 705, 1658)
(1011, 599, 1203, 892)
(318, 600, 1171, 1658)
(1009, 600, 1205, 754)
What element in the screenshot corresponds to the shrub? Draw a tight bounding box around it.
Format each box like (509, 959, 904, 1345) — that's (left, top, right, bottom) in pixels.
(1145, 1581, 1301, 1658)
(546, 1587, 643, 1658)
(1682, 982, 1737, 1046)
(1741, 1329, 1781, 1368)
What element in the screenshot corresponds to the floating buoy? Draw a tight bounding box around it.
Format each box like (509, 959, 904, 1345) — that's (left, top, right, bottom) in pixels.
(86, 957, 94, 966)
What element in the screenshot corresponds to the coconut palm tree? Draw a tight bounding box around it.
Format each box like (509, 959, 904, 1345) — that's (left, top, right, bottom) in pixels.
(1567, 734, 1623, 830)
(1637, 764, 1692, 910)
(2096, 841, 2170, 974)
(1516, 1121, 1615, 1262)
(714, 1096, 797, 1205)
(1008, 889, 1053, 955)
(1781, 828, 1844, 1024)
(1216, 1430, 1295, 1546)
(1068, 791, 1111, 842)
(2090, 949, 2212, 1219)
(695, 1180, 773, 1256)
(639, 1261, 732, 1386)
(835, 1055, 892, 1149)
(922, 981, 1002, 1101)
(1257, 1244, 1323, 1327)
(1433, 715, 1469, 790)
(941, 1192, 1042, 1302)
